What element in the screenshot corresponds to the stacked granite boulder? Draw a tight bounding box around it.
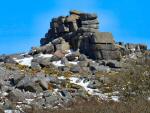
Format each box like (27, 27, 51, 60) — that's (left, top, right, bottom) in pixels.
(40, 10, 121, 60)
(116, 42, 147, 56)
(124, 43, 147, 53)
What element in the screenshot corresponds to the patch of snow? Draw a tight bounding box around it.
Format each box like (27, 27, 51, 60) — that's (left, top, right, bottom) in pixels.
(54, 89, 59, 92)
(25, 99, 34, 104)
(69, 77, 78, 83)
(58, 76, 66, 80)
(129, 53, 137, 60)
(14, 57, 33, 67)
(4, 110, 20, 113)
(2, 92, 8, 96)
(68, 61, 79, 65)
(17, 102, 23, 104)
(36, 93, 44, 99)
(0, 67, 6, 72)
(131, 48, 136, 53)
(38, 54, 53, 58)
(69, 77, 108, 100)
(148, 97, 150, 101)
(112, 91, 119, 95)
(65, 49, 74, 56)
(54, 76, 119, 101)
(53, 89, 59, 94)
(0, 102, 4, 105)
(52, 60, 64, 67)
(20, 52, 28, 56)
(92, 61, 96, 63)
(16, 105, 24, 112)
(111, 96, 119, 102)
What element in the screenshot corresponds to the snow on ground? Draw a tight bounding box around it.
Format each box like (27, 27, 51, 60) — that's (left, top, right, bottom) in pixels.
(20, 52, 29, 56)
(69, 77, 108, 99)
(58, 76, 66, 80)
(16, 105, 24, 113)
(111, 96, 119, 102)
(14, 57, 33, 67)
(13, 49, 80, 67)
(2, 92, 8, 96)
(58, 76, 120, 101)
(129, 53, 137, 60)
(52, 60, 79, 67)
(148, 97, 150, 101)
(38, 54, 53, 58)
(25, 99, 34, 104)
(13, 53, 53, 67)
(65, 49, 74, 56)
(52, 60, 65, 67)
(68, 61, 79, 65)
(14, 57, 79, 67)
(4, 110, 20, 113)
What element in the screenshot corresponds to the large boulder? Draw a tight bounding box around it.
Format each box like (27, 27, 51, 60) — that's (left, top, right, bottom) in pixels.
(16, 76, 43, 93)
(9, 73, 25, 86)
(2, 56, 17, 64)
(88, 61, 110, 73)
(81, 19, 99, 25)
(7, 89, 25, 102)
(82, 24, 99, 29)
(32, 57, 52, 68)
(29, 42, 54, 55)
(53, 50, 65, 59)
(54, 41, 70, 52)
(79, 13, 97, 20)
(106, 60, 123, 68)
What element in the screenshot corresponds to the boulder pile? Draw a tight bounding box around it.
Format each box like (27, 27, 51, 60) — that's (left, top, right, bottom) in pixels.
(40, 10, 121, 60)
(40, 10, 147, 60)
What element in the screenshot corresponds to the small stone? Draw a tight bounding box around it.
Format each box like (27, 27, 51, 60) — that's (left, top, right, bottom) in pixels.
(70, 65, 81, 73)
(78, 54, 87, 61)
(106, 60, 122, 68)
(87, 80, 101, 89)
(66, 54, 77, 61)
(60, 90, 72, 99)
(31, 62, 41, 70)
(39, 79, 48, 90)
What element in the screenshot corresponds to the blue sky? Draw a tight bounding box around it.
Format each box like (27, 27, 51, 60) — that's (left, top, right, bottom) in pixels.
(0, 0, 150, 54)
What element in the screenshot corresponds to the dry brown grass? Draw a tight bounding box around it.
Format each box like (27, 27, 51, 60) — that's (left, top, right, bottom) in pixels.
(25, 97, 150, 113)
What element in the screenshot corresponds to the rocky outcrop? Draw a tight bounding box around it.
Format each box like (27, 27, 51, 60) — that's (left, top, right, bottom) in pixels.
(30, 10, 148, 62)
(40, 10, 121, 60)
